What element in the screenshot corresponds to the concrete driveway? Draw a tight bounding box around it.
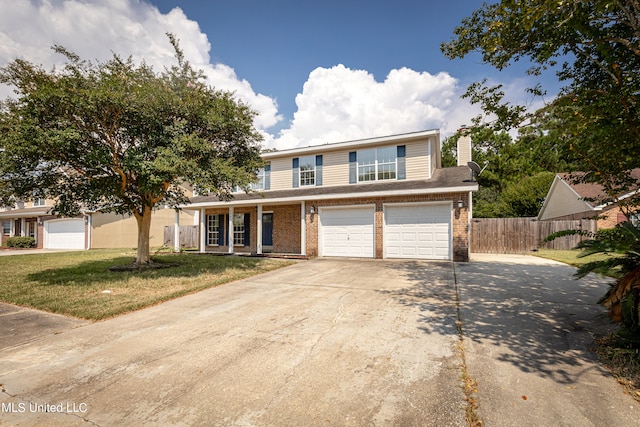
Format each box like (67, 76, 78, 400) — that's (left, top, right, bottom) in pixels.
(459, 254, 640, 426)
(1, 256, 639, 426)
(0, 259, 465, 426)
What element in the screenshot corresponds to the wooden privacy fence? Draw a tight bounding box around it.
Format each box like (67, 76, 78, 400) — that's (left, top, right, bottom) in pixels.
(163, 225, 199, 248)
(471, 217, 597, 254)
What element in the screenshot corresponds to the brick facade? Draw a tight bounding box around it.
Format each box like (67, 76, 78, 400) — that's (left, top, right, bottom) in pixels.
(546, 205, 626, 230)
(304, 193, 470, 262)
(203, 205, 302, 255)
(202, 193, 470, 262)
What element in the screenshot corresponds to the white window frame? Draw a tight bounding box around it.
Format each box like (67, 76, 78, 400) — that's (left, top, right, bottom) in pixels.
(233, 213, 245, 246)
(299, 155, 316, 186)
(358, 147, 397, 182)
(206, 215, 220, 246)
(33, 198, 46, 207)
(251, 168, 265, 191)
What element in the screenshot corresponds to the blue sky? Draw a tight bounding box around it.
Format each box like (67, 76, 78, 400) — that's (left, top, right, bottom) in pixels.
(150, 0, 515, 126)
(0, 0, 556, 149)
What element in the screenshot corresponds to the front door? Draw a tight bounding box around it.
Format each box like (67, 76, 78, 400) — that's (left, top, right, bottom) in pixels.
(262, 213, 273, 252)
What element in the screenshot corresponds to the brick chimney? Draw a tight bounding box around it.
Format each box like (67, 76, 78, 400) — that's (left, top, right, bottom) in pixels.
(456, 127, 472, 166)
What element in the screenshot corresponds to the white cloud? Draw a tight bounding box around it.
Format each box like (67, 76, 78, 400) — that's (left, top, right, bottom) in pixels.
(270, 64, 472, 149)
(0, 0, 281, 130)
(0, 1, 486, 151)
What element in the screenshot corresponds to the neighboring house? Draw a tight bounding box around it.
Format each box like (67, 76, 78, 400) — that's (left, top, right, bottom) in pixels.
(182, 129, 478, 261)
(0, 199, 194, 250)
(538, 169, 640, 229)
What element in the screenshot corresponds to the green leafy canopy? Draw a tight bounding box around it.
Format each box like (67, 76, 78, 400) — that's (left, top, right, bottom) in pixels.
(0, 34, 264, 263)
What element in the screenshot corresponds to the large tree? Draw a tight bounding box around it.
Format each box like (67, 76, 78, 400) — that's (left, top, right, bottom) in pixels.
(442, 0, 640, 214)
(0, 36, 263, 264)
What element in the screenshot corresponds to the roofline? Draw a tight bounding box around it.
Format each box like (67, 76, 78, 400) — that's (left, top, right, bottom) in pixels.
(593, 188, 640, 210)
(538, 174, 594, 220)
(262, 129, 440, 159)
(0, 209, 51, 218)
(180, 184, 478, 209)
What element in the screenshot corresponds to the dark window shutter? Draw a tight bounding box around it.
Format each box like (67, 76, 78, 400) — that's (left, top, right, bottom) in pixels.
(217, 214, 225, 246)
(264, 164, 271, 190)
(349, 151, 357, 184)
(315, 155, 323, 186)
(243, 213, 250, 247)
(397, 145, 406, 180)
(292, 158, 299, 188)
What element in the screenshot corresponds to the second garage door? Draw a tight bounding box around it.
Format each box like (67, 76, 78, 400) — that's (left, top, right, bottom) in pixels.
(320, 206, 375, 258)
(384, 203, 451, 260)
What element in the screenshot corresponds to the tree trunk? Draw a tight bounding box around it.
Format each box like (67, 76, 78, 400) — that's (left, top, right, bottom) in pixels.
(135, 205, 153, 264)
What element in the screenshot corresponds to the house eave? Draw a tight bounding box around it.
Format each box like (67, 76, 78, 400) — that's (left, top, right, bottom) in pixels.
(180, 184, 478, 210)
(262, 129, 440, 159)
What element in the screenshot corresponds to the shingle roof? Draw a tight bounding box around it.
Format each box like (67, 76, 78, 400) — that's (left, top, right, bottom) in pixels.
(0, 206, 51, 218)
(559, 169, 640, 207)
(189, 166, 477, 206)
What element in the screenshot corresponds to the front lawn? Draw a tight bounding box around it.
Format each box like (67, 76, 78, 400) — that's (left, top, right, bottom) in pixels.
(534, 248, 619, 276)
(0, 249, 294, 320)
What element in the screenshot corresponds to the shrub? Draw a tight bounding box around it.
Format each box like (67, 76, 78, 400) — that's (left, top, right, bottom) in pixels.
(6, 236, 36, 248)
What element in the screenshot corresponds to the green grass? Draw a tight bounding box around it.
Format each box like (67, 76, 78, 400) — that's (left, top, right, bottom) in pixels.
(0, 249, 294, 320)
(534, 248, 618, 274)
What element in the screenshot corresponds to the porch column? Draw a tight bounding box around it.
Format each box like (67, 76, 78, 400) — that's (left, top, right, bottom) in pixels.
(86, 215, 91, 249)
(300, 201, 306, 256)
(256, 204, 263, 255)
(20, 218, 26, 237)
(199, 208, 206, 253)
(9, 219, 14, 237)
(228, 206, 234, 254)
(34, 217, 39, 246)
(173, 209, 180, 253)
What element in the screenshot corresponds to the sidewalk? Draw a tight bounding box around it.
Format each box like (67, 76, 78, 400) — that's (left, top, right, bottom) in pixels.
(0, 248, 83, 256)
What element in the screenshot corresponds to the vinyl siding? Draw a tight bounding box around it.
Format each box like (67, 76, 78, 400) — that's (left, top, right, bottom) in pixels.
(405, 138, 431, 180)
(269, 157, 292, 190)
(265, 136, 435, 190)
(322, 151, 350, 186)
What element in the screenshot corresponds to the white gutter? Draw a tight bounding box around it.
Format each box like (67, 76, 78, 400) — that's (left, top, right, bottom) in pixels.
(180, 185, 479, 210)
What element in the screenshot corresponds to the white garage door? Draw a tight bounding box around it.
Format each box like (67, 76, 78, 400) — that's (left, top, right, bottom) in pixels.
(44, 219, 85, 249)
(385, 204, 451, 260)
(320, 206, 375, 258)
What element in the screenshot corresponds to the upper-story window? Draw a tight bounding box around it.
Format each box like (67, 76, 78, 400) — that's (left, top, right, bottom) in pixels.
(350, 145, 405, 184)
(292, 155, 323, 188)
(251, 168, 266, 190)
(357, 147, 397, 182)
(299, 156, 316, 186)
(33, 198, 46, 207)
(234, 164, 270, 192)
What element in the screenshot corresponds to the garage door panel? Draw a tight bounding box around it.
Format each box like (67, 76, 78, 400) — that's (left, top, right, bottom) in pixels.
(321, 207, 374, 258)
(45, 219, 85, 249)
(385, 204, 451, 260)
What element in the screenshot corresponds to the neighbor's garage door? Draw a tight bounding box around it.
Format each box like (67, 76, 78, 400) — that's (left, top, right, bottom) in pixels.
(385, 203, 451, 260)
(320, 206, 375, 258)
(44, 218, 85, 249)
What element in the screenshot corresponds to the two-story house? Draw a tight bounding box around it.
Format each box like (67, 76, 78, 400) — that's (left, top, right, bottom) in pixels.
(184, 129, 478, 261)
